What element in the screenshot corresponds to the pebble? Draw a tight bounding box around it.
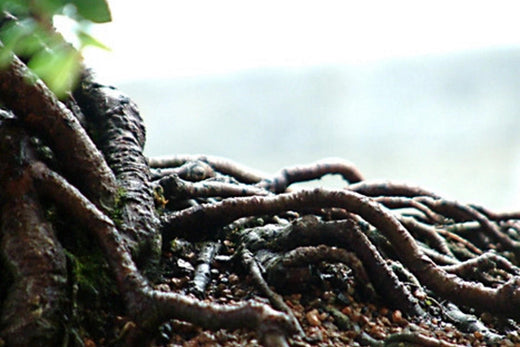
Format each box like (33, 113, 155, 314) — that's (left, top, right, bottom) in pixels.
(177, 258, 194, 271)
(369, 325, 387, 339)
(380, 316, 391, 326)
(306, 309, 322, 326)
(473, 331, 483, 340)
(319, 311, 328, 321)
(391, 310, 407, 325)
(170, 276, 188, 288)
(155, 283, 171, 292)
(350, 311, 362, 323)
(341, 306, 352, 316)
(228, 273, 239, 284)
(307, 326, 324, 342)
(290, 293, 302, 303)
(233, 288, 246, 297)
(414, 288, 427, 300)
(322, 290, 335, 302)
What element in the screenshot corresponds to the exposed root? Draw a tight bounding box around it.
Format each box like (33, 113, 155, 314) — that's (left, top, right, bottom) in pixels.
(149, 154, 267, 184)
(189, 241, 221, 297)
(0, 124, 67, 345)
(257, 158, 364, 193)
(31, 159, 298, 345)
(239, 247, 304, 336)
(74, 72, 162, 271)
(2, 39, 520, 346)
(0, 54, 117, 208)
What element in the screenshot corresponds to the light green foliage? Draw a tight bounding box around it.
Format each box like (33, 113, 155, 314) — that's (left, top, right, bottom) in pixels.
(1, 0, 111, 25)
(70, 0, 111, 23)
(0, 0, 111, 98)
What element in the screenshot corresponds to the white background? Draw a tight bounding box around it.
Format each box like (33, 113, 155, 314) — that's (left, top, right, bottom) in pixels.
(85, 0, 520, 82)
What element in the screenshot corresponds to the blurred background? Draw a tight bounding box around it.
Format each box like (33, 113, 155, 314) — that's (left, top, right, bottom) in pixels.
(83, 0, 520, 211)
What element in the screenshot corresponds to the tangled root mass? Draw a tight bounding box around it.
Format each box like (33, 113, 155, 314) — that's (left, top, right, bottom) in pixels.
(1, 53, 520, 347)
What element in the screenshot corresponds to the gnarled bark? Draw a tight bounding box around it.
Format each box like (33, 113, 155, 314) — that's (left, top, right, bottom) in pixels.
(0, 123, 67, 346)
(74, 72, 161, 271)
(0, 55, 117, 209)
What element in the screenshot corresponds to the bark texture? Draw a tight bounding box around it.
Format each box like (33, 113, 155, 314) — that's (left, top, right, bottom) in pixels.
(0, 124, 67, 345)
(74, 73, 161, 271)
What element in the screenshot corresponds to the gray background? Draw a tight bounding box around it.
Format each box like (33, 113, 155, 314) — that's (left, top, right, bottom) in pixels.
(119, 47, 520, 211)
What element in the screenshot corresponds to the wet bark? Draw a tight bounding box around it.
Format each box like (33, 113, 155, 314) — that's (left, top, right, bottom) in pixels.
(73, 72, 161, 271)
(0, 55, 117, 209)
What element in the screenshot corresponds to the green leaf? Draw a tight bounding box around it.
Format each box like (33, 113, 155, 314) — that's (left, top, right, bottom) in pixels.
(0, 47, 13, 70)
(37, 0, 67, 15)
(71, 0, 111, 23)
(28, 44, 80, 98)
(0, 19, 49, 57)
(3, 0, 67, 17)
(77, 30, 109, 50)
(1, 0, 31, 16)
(0, 18, 36, 46)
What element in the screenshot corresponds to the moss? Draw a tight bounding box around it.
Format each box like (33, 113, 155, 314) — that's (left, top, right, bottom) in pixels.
(65, 248, 118, 301)
(153, 185, 168, 213)
(61, 227, 123, 344)
(109, 187, 127, 228)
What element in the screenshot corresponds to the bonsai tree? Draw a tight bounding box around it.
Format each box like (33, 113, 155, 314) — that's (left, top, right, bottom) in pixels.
(1, 1, 520, 346)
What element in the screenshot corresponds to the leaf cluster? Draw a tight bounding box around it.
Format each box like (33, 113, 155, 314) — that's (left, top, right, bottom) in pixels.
(0, 0, 111, 97)
(1, 0, 111, 24)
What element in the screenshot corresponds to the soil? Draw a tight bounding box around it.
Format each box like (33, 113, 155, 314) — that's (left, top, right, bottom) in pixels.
(89, 234, 520, 347)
